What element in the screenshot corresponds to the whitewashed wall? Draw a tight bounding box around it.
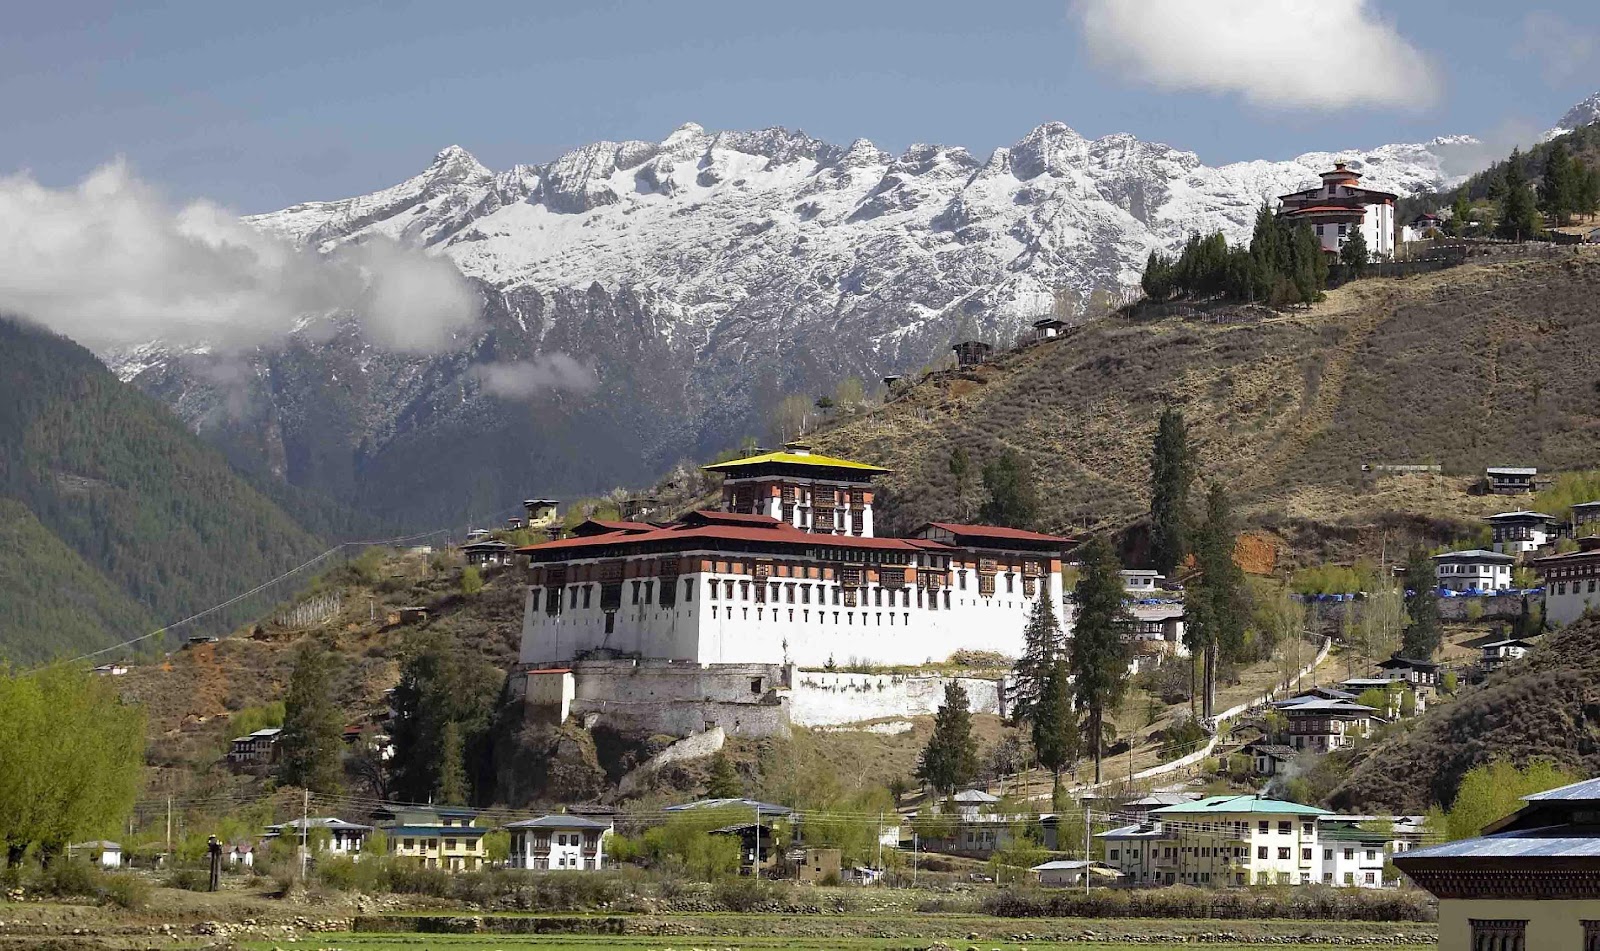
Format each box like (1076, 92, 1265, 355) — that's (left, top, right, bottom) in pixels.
(789, 672, 1005, 726)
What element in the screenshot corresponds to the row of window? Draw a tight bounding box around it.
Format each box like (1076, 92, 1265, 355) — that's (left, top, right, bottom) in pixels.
(1439, 563, 1510, 575)
(1554, 579, 1599, 596)
(399, 837, 478, 852)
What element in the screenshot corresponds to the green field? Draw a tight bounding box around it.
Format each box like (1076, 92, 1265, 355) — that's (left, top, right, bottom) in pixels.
(242, 939, 1392, 951)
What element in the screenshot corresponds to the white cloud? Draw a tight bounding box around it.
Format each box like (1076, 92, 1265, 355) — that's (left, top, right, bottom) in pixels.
(473, 355, 597, 400)
(0, 159, 481, 353)
(1072, 0, 1441, 111)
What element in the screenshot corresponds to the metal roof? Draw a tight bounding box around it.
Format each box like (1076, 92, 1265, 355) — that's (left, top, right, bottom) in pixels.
(1400, 825, 1600, 860)
(1434, 549, 1516, 563)
(384, 825, 488, 837)
(1098, 823, 1167, 840)
(1150, 795, 1331, 817)
(1486, 467, 1538, 476)
(503, 815, 612, 830)
(664, 797, 794, 816)
(1485, 511, 1555, 521)
(1524, 777, 1600, 802)
(702, 450, 888, 473)
(951, 789, 1001, 803)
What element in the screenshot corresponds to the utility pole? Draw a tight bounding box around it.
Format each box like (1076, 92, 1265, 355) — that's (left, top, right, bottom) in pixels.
(912, 832, 918, 887)
(875, 811, 883, 878)
(300, 789, 310, 881)
(1083, 799, 1091, 895)
(165, 797, 172, 868)
(752, 803, 760, 879)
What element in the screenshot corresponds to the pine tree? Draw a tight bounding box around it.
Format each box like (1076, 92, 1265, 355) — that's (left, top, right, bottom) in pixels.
(980, 451, 1039, 529)
(1401, 547, 1441, 659)
(1578, 162, 1600, 221)
(435, 719, 468, 805)
(1149, 407, 1194, 575)
(1067, 536, 1131, 783)
(706, 752, 742, 798)
(1031, 658, 1080, 804)
(1540, 142, 1578, 226)
(1011, 590, 1065, 723)
(916, 681, 979, 794)
(1340, 226, 1369, 275)
(277, 643, 345, 794)
(1498, 151, 1540, 240)
(1141, 250, 1173, 300)
(1185, 485, 1246, 718)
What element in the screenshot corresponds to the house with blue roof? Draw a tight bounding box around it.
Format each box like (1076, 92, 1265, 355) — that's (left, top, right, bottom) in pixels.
(1396, 776, 1600, 950)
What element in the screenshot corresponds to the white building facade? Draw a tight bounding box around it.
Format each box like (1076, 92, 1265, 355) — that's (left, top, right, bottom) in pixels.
(506, 815, 611, 870)
(1434, 549, 1514, 593)
(1277, 163, 1397, 259)
(1486, 512, 1554, 556)
(1534, 541, 1600, 625)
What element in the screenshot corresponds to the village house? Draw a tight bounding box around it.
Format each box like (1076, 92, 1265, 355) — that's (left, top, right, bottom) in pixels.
(1124, 602, 1187, 665)
(1239, 740, 1297, 778)
(1028, 318, 1068, 344)
(523, 498, 560, 535)
(264, 817, 372, 858)
(1374, 656, 1441, 695)
(1395, 775, 1600, 951)
(1486, 466, 1538, 495)
(1279, 697, 1376, 753)
(375, 807, 487, 872)
(791, 846, 843, 884)
(1277, 162, 1397, 259)
(462, 537, 514, 567)
(1434, 549, 1515, 593)
(1571, 500, 1600, 536)
(226, 844, 253, 867)
(226, 727, 282, 767)
(505, 815, 611, 871)
(1121, 569, 1164, 595)
(1485, 511, 1555, 556)
(951, 340, 993, 368)
(67, 841, 121, 869)
(1316, 818, 1389, 888)
(1479, 636, 1536, 672)
(1031, 859, 1121, 887)
(1098, 823, 1167, 884)
(1534, 537, 1600, 625)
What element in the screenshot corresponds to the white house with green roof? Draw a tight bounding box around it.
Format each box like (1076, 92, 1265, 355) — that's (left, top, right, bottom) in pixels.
(1140, 795, 1333, 887)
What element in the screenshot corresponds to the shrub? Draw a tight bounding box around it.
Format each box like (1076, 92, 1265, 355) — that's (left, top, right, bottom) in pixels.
(165, 867, 211, 892)
(981, 884, 1433, 922)
(98, 872, 151, 910)
(713, 877, 777, 912)
(35, 860, 101, 899)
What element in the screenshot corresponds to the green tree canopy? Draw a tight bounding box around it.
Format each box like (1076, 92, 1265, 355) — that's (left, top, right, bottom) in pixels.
(1498, 151, 1541, 240)
(277, 642, 345, 794)
(1185, 484, 1247, 718)
(706, 752, 742, 799)
(979, 450, 1040, 529)
(1031, 658, 1081, 803)
(916, 681, 979, 795)
(1148, 407, 1194, 575)
(389, 632, 506, 804)
(1340, 226, 1369, 274)
(1401, 547, 1441, 659)
(0, 665, 145, 864)
(1011, 589, 1066, 723)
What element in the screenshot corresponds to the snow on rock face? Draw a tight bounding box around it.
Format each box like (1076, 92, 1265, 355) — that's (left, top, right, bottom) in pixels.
(129, 119, 1488, 517)
(1547, 92, 1600, 140)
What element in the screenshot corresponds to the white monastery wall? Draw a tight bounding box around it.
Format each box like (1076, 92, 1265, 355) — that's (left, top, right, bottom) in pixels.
(788, 671, 1005, 726)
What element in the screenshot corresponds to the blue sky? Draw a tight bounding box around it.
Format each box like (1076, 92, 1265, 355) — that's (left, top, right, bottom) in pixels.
(3, 0, 1599, 212)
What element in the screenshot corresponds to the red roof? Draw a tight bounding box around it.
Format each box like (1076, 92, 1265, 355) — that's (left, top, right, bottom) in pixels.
(915, 522, 1077, 546)
(680, 510, 785, 527)
(571, 518, 657, 537)
(520, 520, 931, 557)
(1282, 205, 1366, 215)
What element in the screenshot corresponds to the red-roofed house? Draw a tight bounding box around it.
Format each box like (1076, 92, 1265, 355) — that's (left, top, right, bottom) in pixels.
(1278, 163, 1397, 259)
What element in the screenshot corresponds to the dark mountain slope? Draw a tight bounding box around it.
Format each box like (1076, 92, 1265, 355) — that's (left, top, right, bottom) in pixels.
(805, 253, 1600, 541)
(0, 318, 326, 658)
(1329, 615, 1600, 813)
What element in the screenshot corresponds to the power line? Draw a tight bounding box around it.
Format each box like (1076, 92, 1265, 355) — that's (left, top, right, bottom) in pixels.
(68, 502, 526, 665)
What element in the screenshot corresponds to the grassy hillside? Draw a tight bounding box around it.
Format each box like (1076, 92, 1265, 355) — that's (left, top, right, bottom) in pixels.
(0, 317, 327, 659)
(805, 252, 1600, 558)
(1330, 615, 1600, 813)
(0, 498, 155, 662)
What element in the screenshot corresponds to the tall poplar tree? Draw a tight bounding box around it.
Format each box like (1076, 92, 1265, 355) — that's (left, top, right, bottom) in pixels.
(1149, 407, 1194, 575)
(435, 720, 468, 805)
(1068, 536, 1131, 783)
(278, 642, 345, 794)
(916, 681, 979, 795)
(1401, 547, 1441, 659)
(1011, 591, 1065, 724)
(1185, 485, 1247, 718)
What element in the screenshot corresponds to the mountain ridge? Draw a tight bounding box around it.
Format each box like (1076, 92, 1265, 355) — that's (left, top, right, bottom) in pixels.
(111, 97, 1597, 525)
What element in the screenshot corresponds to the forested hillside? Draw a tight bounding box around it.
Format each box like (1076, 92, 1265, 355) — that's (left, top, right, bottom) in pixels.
(0, 318, 327, 660)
